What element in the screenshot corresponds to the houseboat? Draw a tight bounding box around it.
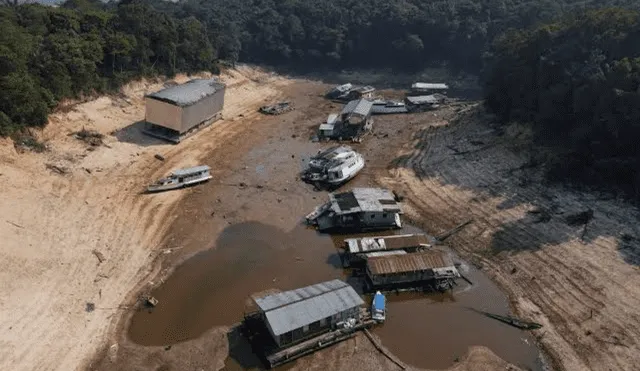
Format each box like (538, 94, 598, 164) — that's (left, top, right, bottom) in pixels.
(241, 279, 376, 368)
(300, 145, 365, 188)
(306, 187, 403, 232)
(341, 233, 432, 267)
(146, 165, 212, 193)
(365, 250, 460, 293)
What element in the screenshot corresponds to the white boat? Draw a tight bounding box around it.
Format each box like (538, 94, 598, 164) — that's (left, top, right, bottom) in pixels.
(301, 145, 365, 186)
(147, 165, 212, 193)
(372, 291, 386, 322)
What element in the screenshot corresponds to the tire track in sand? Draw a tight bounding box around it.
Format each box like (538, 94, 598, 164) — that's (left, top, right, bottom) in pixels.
(377, 107, 640, 371)
(0, 67, 290, 371)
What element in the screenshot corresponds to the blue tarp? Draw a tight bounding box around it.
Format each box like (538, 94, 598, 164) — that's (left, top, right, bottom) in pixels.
(373, 292, 385, 311)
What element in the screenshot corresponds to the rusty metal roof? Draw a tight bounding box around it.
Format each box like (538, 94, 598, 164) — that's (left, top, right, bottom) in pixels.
(367, 250, 453, 275)
(345, 234, 430, 254)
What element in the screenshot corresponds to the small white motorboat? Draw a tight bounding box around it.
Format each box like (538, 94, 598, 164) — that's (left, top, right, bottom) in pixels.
(147, 165, 212, 193)
(301, 145, 365, 186)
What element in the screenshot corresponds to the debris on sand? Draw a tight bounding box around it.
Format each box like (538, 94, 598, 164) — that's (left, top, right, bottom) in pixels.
(74, 127, 104, 146)
(435, 219, 473, 242)
(154, 154, 165, 161)
(527, 208, 551, 223)
(85, 302, 95, 312)
(144, 296, 158, 307)
(565, 209, 594, 226)
(259, 102, 294, 115)
(92, 249, 106, 264)
(13, 132, 48, 153)
(471, 308, 543, 330)
(45, 163, 70, 175)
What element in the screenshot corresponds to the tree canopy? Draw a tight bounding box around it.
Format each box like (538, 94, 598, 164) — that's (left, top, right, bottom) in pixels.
(483, 8, 640, 198)
(2, 0, 640, 191)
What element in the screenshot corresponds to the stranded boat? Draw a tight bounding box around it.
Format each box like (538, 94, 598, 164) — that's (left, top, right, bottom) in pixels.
(372, 291, 386, 322)
(147, 165, 212, 193)
(301, 145, 365, 187)
(306, 188, 403, 232)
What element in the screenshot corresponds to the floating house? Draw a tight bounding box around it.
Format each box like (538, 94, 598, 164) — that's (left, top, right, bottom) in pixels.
(325, 83, 354, 100)
(143, 79, 225, 143)
(325, 84, 375, 102)
(242, 279, 377, 368)
(405, 94, 446, 111)
(306, 187, 403, 232)
(345, 86, 375, 100)
(409, 82, 449, 96)
(319, 99, 374, 142)
(300, 145, 365, 188)
(251, 279, 365, 348)
(338, 99, 374, 141)
(341, 233, 432, 267)
(365, 250, 460, 292)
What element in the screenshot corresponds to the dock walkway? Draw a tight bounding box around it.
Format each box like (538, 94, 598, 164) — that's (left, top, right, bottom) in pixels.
(266, 319, 376, 368)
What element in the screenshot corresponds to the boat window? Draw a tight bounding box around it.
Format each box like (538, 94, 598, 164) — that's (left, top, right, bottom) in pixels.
(371, 214, 375, 219)
(383, 213, 388, 218)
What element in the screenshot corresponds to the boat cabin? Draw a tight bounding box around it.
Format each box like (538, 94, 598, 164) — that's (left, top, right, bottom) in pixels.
(306, 188, 403, 232)
(147, 165, 212, 193)
(365, 250, 460, 292)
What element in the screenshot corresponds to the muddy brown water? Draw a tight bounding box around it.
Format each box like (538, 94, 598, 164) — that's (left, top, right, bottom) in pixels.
(128, 222, 543, 370)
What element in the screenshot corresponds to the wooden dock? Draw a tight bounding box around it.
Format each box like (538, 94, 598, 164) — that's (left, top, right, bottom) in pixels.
(266, 319, 376, 368)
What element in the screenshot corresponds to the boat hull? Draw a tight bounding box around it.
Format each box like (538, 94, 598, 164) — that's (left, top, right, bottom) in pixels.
(326, 155, 365, 185)
(147, 175, 212, 193)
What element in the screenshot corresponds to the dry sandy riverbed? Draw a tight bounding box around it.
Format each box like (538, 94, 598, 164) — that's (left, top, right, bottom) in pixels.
(2, 65, 637, 371)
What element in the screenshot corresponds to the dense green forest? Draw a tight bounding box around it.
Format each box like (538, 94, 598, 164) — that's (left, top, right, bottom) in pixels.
(2, 0, 640, 136)
(2, 0, 640, 196)
(484, 8, 640, 198)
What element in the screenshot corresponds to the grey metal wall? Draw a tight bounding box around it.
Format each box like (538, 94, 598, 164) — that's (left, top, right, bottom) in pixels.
(180, 87, 225, 133)
(270, 307, 360, 347)
(145, 98, 183, 132)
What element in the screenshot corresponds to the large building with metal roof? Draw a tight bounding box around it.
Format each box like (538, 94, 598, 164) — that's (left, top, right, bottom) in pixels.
(143, 78, 225, 143)
(365, 250, 460, 291)
(253, 279, 364, 347)
(306, 187, 403, 232)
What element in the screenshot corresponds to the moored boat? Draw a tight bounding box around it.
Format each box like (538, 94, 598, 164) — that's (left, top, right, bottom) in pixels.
(147, 165, 212, 193)
(372, 291, 386, 322)
(301, 145, 365, 187)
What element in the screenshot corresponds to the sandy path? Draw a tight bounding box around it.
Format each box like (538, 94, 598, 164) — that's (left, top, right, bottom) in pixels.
(0, 66, 290, 371)
(378, 106, 640, 370)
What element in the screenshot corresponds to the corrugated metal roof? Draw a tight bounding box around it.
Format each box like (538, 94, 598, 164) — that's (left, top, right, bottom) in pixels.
(367, 250, 454, 275)
(383, 234, 430, 250)
(406, 95, 439, 105)
(346, 234, 430, 254)
(411, 82, 449, 90)
(255, 279, 364, 336)
(146, 79, 225, 107)
(364, 250, 407, 258)
(341, 99, 373, 117)
(171, 165, 210, 177)
(371, 105, 408, 114)
(329, 188, 402, 214)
